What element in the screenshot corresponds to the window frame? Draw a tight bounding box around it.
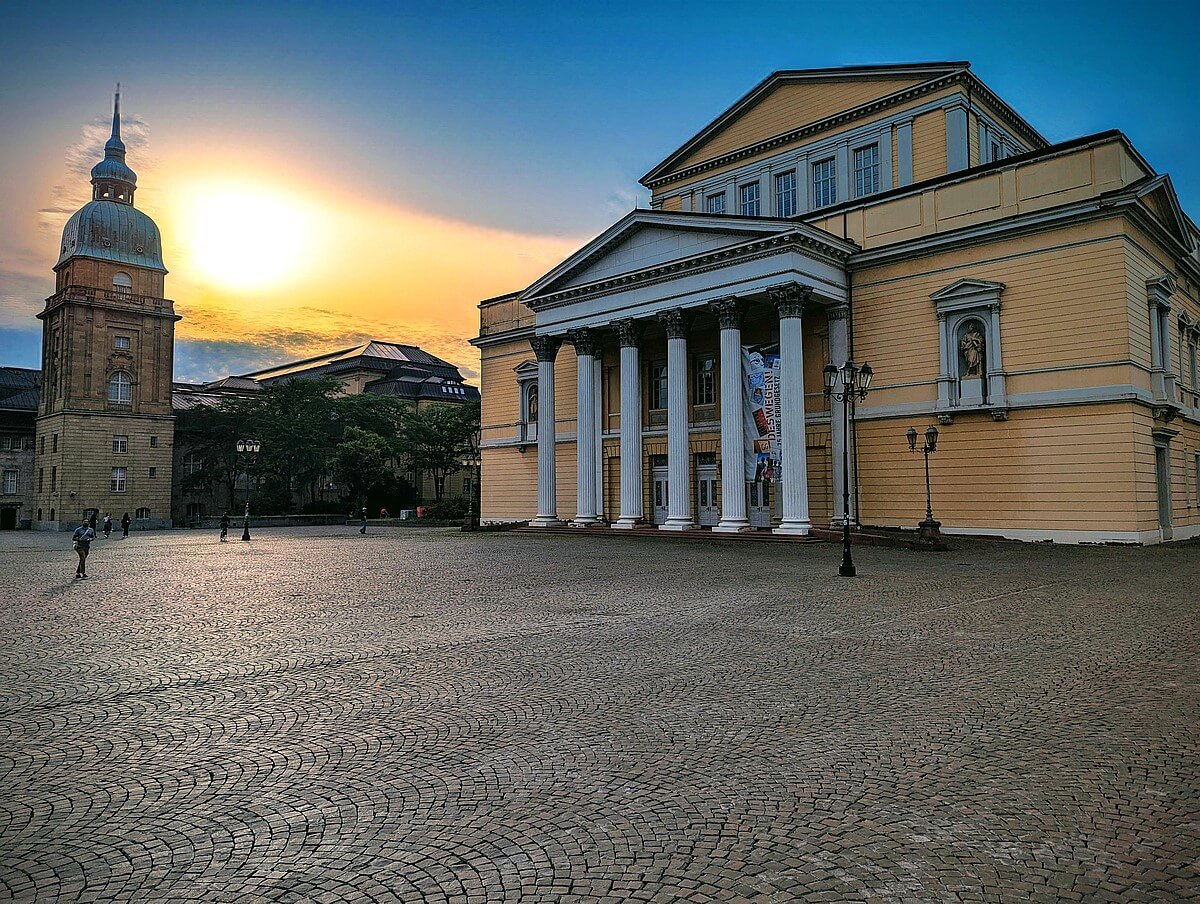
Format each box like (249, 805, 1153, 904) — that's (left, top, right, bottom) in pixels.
(853, 143, 880, 198)
(113, 435, 128, 454)
(775, 170, 797, 218)
(2, 469, 17, 495)
(694, 355, 716, 408)
(648, 362, 668, 411)
(111, 467, 128, 494)
(739, 182, 760, 217)
(113, 335, 131, 350)
(704, 192, 727, 215)
(812, 157, 837, 209)
(107, 371, 133, 405)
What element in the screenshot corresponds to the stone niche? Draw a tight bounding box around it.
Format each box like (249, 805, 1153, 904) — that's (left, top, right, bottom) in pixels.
(931, 278, 1007, 420)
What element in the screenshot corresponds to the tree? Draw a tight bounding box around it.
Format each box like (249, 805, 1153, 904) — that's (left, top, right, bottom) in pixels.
(333, 427, 392, 508)
(177, 399, 254, 511)
(398, 399, 479, 501)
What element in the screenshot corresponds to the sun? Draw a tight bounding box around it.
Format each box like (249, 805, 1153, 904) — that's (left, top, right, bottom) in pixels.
(181, 181, 318, 290)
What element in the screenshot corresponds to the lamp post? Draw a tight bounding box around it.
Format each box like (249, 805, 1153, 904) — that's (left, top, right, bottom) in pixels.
(906, 425, 941, 544)
(461, 455, 482, 531)
(823, 360, 873, 577)
(235, 438, 260, 541)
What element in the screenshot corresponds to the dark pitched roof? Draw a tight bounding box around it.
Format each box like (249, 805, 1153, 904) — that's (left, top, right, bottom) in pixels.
(0, 367, 41, 412)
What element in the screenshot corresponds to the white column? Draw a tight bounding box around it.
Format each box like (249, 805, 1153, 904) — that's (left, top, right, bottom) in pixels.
(771, 285, 812, 536)
(570, 330, 599, 526)
(529, 335, 564, 527)
(827, 304, 853, 526)
(594, 355, 604, 520)
(659, 309, 696, 530)
(613, 320, 643, 528)
(711, 299, 750, 532)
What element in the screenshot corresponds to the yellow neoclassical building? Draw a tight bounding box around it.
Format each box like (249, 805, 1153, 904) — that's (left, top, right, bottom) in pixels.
(474, 62, 1200, 544)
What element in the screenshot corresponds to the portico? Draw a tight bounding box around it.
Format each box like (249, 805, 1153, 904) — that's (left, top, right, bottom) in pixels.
(519, 210, 856, 534)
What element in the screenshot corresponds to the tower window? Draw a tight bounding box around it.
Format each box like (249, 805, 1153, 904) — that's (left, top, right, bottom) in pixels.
(113, 272, 133, 295)
(107, 372, 133, 405)
(114, 336, 131, 350)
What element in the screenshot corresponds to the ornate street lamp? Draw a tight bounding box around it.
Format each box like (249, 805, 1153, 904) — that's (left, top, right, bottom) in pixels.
(906, 425, 941, 544)
(461, 455, 482, 531)
(823, 360, 873, 577)
(235, 438, 260, 541)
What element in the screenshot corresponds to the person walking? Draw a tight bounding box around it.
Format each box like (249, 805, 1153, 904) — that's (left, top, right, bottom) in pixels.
(102, 512, 113, 539)
(359, 507, 367, 534)
(219, 511, 230, 542)
(72, 519, 95, 579)
(120, 512, 131, 538)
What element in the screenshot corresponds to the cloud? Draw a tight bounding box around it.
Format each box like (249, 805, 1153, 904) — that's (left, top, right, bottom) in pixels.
(37, 113, 156, 240)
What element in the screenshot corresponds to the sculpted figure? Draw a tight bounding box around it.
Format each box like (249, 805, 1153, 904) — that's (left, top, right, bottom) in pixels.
(960, 323, 985, 378)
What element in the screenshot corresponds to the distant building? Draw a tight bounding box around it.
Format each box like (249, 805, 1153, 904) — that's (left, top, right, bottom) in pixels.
(475, 62, 1200, 544)
(4, 92, 478, 530)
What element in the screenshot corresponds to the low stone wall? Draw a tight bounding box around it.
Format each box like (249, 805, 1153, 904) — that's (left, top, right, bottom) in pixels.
(187, 514, 348, 530)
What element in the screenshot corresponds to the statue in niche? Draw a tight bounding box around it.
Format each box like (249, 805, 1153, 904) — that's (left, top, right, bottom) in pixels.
(527, 384, 539, 424)
(959, 321, 986, 378)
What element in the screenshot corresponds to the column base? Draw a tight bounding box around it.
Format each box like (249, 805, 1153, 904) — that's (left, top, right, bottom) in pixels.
(713, 520, 753, 533)
(570, 517, 600, 528)
(611, 518, 643, 530)
(529, 517, 566, 528)
(773, 521, 811, 536)
(659, 520, 697, 532)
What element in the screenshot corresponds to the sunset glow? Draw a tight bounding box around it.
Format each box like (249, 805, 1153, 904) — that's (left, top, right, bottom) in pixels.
(180, 182, 321, 290)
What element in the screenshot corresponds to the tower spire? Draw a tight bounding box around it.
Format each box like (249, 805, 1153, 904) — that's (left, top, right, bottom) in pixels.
(92, 84, 136, 202)
(107, 83, 125, 154)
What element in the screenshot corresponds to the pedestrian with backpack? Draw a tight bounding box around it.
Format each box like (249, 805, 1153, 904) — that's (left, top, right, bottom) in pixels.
(72, 519, 95, 579)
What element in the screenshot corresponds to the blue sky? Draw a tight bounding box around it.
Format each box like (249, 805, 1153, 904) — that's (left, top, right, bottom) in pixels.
(1, 0, 1196, 378)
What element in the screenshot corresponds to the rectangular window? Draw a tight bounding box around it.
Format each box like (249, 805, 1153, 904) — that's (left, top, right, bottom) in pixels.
(812, 157, 837, 208)
(39, 436, 44, 455)
(854, 144, 880, 197)
(991, 141, 1002, 162)
(150, 436, 158, 448)
(113, 435, 128, 454)
(694, 355, 716, 407)
(739, 182, 760, 216)
(50, 466, 57, 492)
(149, 467, 157, 479)
(111, 467, 127, 493)
(775, 171, 797, 217)
(52, 434, 59, 454)
(0, 436, 9, 451)
(1189, 340, 1198, 390)
(2, 470, 16, 495)
(114, 335, 131, 350)
(705, 192, 726, 215)
(38, 469, 43, 493)
(649, 363, 668, 410)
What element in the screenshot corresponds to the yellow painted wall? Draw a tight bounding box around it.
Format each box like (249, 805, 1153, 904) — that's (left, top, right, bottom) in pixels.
(910, 110, 947, 183)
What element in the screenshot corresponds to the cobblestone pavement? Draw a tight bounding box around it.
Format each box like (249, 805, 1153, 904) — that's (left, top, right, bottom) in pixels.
(0, 526, 1197, 903)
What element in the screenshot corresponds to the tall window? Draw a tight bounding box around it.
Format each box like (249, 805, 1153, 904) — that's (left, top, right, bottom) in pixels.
(739, 182, 760, 216)
(107, 371, 133, 405)
(812, 157, 837, 208)
(1189, 338, 1198, 389)
(113, 435, 128, 454)
(649, 363, 668, 409)
(2, 470, 16, 495)
(111, 467, 127, 493)
(694, 356, 716, 406)
(775, 171, 797, 217)
(854, 144, 880, 197)
(112, 272, 133, 295)
(705, 192, 726, 215)
(50, 466, 57, 492)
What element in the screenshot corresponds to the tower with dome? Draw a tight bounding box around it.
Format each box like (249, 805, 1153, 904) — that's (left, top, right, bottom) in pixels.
(34, 88, 179, 530)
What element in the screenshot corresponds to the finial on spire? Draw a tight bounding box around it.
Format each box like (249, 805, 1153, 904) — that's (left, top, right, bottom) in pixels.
(111, 83, 122, 145)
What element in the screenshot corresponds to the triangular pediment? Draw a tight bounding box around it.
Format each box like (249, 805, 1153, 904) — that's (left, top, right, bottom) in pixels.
(522, 210, 798, 301)
(643, 63, 969, 185)
(513, 359, 538, 378)
(930, 278, 1006, 302)
(1134, 176, 1195, 251)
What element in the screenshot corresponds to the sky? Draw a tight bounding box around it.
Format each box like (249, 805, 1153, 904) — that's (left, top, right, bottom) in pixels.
(1, 0, 1196, 384)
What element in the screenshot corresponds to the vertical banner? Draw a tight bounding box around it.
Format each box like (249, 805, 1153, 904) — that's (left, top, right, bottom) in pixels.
(742, 347, 781, 483)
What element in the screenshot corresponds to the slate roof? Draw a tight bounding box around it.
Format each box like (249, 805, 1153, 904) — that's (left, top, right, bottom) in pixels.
(0, 367, 41, 412)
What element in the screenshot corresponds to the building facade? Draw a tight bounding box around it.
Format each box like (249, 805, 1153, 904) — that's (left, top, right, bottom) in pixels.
(34, 90, 178, 531)
(475, 62, 1200, 544)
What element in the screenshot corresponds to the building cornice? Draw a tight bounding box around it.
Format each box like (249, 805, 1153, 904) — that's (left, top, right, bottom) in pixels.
(524, 228, 856, 312)
(641, 70, 1047, 190)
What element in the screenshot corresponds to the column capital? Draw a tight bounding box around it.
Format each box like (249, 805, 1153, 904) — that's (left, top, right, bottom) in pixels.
(615, 318, 642, 349)
(827, 303, 851, 323)
(709, 298, 743, 331)
(530, 335, 561, 362)
(768, 283, 812, 319)
(567, 328, 599, 358)
(658, 308, 688, 340)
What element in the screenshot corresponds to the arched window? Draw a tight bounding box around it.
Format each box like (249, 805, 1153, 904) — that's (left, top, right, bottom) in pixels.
(107, 371, 133, 405)
(113, 272, 132, 295)
(135, 507, 151, 520)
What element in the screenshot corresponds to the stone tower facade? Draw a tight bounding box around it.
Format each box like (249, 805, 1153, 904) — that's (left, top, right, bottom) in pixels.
(35, 89, 179, 530)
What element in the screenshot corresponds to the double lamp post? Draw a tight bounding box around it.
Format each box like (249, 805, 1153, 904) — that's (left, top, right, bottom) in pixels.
(822, 360, 872, 577)
(235, 438, 260, 541)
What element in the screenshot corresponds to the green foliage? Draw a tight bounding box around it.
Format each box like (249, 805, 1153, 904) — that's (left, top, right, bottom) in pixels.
(399, 399, 480, 500)
(333, 427, 392, 507)
(421, 495, 470, 520)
